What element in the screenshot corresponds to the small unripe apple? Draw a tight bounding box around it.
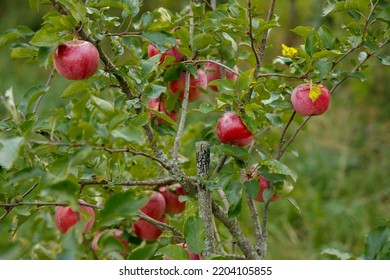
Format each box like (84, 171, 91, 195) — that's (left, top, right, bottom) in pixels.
(168, 68, 207, 102)
(133, 215, 166, 241)
(54, 200, 95, 233)
(290, 83, 331, 116)
(216, 112, 254, 146)
(205, 62, 238, 91)
(139, 191, 166, 219)
(53, 39, 100, 80)
(91, 229, 129, 251)
(147, 98, 179, 124)
(147, 40, 184, 64)
(159, 184, 186, 214)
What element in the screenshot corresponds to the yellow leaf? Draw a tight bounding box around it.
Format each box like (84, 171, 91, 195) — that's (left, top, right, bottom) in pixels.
(309, 85, 322, 102)
(282, 44, 298, 58)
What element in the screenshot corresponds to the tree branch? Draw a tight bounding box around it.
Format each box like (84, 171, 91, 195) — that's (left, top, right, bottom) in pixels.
(79, 178, 174, 187)
(0, 201, 102, 209)
(195, 141, 215, 256)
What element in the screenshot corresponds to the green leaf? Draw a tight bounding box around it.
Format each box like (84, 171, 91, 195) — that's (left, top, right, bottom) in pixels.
(305, 31, 317, 57)
(193, 103, 216, 114)
(9, 167, 44, 184)
(262, 188, 275, 203)
(192, 33, 215, 50)
(144, 84, 166, 99)
(0, 137, 24, 170)
(22, 85, 50, 113)
(244, 179, 259, 199)
(90, 95, 115, 118)
(141, 31, 175, 52)
(149, 109, 177, 126)
(0, 26, 34, 48)
(340, 71, 366, 82)
(318, 25, 336, 49)
(61, 81, 90, 98)
(184, 216, 205, 255)
(220, 144, 249, 161)
(236, 69, 253, 91)
(314, 59, 333, 80)
(286, 196, 301, 214)
(208, 172, 233, 190)
(378, 55, 390, 66)
(10, 46, 38, 59)
(225, 181, 242, 217)
(265, 113, 283, 128)
(111, 125, 146, 145)
(45, 179, 79, 203)
(30, 27, 60, 47)
(100, 190, 148, 220)
(321, 248, 354, 260)
(29, 0, 40, 10)
(265, 159, 298, 182)
(156, 244, 190, 260)
(128, 243, 160, 260)
(364, 226, 390, 260)
(164, 63, 184, 82)
(141, 55, 160, 79)
(347, 35, 362, 48)
(290, 26, 313, 38)
(208, 78, 235, 94)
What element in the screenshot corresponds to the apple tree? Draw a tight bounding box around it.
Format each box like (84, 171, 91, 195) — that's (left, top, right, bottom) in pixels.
(0, 0, 389, 260)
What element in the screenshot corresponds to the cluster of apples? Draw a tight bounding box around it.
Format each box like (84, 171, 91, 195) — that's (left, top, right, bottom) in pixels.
(145, 40, 239, 124)
(52, 39, 331, 215)
(134, 184, 186, 241)
(53, 184, 189, 255)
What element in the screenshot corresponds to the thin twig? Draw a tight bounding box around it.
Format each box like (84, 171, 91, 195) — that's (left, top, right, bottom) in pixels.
(246, 196, 263, 256)
(190, 59, 240, 77)
(79, 178, 174, 187)
(0, 182, 39, 221)
(276, 111, 296, 159)
(137, 210, 185, 241)
(172, 1, 195, 162)
(33, 67, 55, 114)
(260, 200, 270, 259)
(0, 201, 102, 209)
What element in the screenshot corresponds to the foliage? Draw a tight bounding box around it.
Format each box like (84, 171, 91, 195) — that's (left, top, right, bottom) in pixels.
(0, 0, 389, 260)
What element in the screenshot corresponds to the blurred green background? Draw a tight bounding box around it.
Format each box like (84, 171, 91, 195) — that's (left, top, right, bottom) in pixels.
(1, 0, 389, 259)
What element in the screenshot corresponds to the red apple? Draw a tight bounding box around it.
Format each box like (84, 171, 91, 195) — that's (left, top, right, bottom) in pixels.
(53, 39, 99, 80)
(147, 40, 183, 64)
(54, 200, 95, 233)
(147, 98, 179, 124)
(168, 68, 207, 102)
(216, 112, 254, 146)
(290, 83, 331, 116)
(205, 62, 238, 91)
(159, 184, 186, 214)
(139, 191, 166, 219)
(133, 215, 166, 241)
(248, 165, 280, 203)
(92, 229, 129, 251)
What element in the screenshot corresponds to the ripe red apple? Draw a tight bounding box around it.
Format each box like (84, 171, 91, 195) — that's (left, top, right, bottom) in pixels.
(133, 215, 166, 241)
(248, 165, 280, 203)
(139, 191, 166, 219)
(216, 112, 254, 146)
(54, 200, 95, 233)
(53, 39, 99, 80)
(147, 98, 179, 124)
(168, 68, 207, 102)
(205, 62, 238, 91)
(147, 40, 183, 64)
(159, 184, 186, 214)
(290, 83, 331, 116)
(91, 229, 129, 251)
